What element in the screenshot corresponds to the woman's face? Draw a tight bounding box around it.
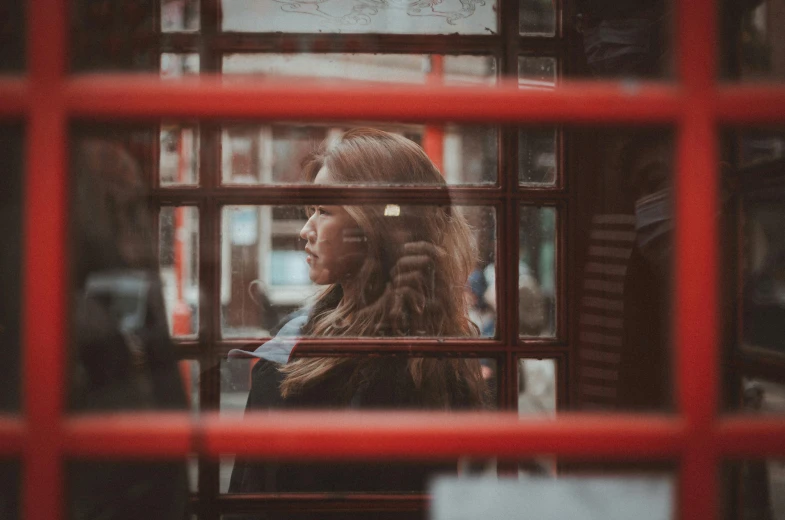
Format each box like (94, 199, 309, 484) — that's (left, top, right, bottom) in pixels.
(300, 166, 366, 285)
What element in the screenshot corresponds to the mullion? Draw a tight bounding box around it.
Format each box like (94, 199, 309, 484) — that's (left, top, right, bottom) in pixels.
(196, 0, 223, 518)
(158, 32, 562, 55)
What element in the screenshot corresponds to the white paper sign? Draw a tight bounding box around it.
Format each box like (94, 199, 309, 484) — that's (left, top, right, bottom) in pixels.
(431, 476, 673, 520)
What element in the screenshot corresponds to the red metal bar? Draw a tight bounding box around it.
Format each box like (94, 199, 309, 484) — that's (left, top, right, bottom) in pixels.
(675, 0, 719, 518)
(202, 412, 685, 459)
(64, 415, 193, 457)
(716, 85, 785, 123)
(717, 418, 785, 457)
(0, 418, 25, 455)
(0, 78, 28, 116)
(24, 1, 67, 520)
(66, 76, 683, 123)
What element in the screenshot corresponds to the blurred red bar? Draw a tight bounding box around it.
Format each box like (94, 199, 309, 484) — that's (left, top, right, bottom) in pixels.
(201, 412, 685, 459)
(717, 85, 785, 123)
(66, 76, 683, 123)
(718, 418, 785, 457)
(675, 0, 719, 518)
(24, 0, 68, 519)
(0, 78, 27, 116)
(0, 418, 24, 455)
(64, 415, 193, 457)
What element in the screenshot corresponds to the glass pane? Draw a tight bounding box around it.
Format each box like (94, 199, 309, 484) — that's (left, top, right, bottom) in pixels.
(573, 4, 671, 79)
(519, 56, 556, 87)
(220, 123, 496, 185)
(161, 0, 200, 32)
(160, 124, 199, 186)
(432, 474, 674, 520)
(520, 0, 556, 36)
(160, 207, 199, 337)
(222, 357, 495, 493)
(518, 358, 556, 415)
(723, 0, 785, 81)
(221, 0, 498, 35)
(224, 54, 496, 85)
(740, 378, 785, 415)
(0, 126, 22, 412)
(519, 58, 557, 186)
(221, 205, 496, 338)
(0, 0, 24, 72)
(519, 128, 557, 185)
(161, 53, 200, 78)
(572, 129, 674, 411)
(743, 203, 785, 358)
(69, 461, 189, 519)
(0, 461, 19, 520)
(518, 206, 556, 337)
(70, 131, 189, 412)
(71, 0, 157, 72)
(723, 460, 785, 520)
(738, 129, 785, 167)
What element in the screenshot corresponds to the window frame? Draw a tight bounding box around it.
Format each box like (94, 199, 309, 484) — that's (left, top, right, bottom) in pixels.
(3, 0, 785, 519)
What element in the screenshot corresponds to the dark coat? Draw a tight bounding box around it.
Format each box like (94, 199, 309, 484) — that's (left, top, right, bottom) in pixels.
(228, 344, 482, 520)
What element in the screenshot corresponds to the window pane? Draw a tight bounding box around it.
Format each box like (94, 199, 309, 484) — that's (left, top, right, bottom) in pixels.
(0, 0, 24, 72)
(69, 461, 188, 519)
(518, 358, 556, 415)
(160, 207, 199, 338)
(221, 0, 498, 35)
(739, 129, 785, 167)
(161, 53, 200, 78)
(723, 460, 785, 520)
(161, 0, 200, 32)
(71, 0, 157, 72)
(221, 205, 496, 338)
(518, 206, 556, 337)
(520, 0, 556, 36)
(0, 126, 22, 413)
(723, 0, 785, 81)
(0, 461, 19, 520)
(519, 58, 557, 186)
(160, 124, 200, 186)
(432, 474, 674, 520)
(742, 203, 785, 359)
(224, 54, 496, 85)
(739, 378, 785, 415)
(70, 131, 189, 413)
(519, 128, 557, 185)
(571, 4, 671, 79)
(519, 56, 556, 87)
(220, 123, 497, 186)
(572, 128, 674, 411)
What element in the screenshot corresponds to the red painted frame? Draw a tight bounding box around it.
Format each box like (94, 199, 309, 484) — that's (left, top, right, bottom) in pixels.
(1, 0, 784, 518)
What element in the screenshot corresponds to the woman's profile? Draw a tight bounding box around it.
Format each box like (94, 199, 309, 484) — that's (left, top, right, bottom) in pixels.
(229, 128, 488, 499)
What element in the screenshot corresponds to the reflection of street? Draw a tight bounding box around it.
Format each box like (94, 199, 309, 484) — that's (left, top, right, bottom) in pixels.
(220, 391, 250, 415)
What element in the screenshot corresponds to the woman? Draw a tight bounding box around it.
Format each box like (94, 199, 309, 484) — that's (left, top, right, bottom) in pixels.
(229, 128, 487, 498)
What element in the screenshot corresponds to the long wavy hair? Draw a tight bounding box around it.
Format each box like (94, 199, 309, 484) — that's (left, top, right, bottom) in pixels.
(279, 128, 486, 408)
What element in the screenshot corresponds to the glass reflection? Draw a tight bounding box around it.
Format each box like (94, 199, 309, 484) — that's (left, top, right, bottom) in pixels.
(520, 0, 556, 36)
(744, 203, 785, 357)
(726, 0, 785, 81)
(572, 129, 674, 411)
(517, 206, 556, 337)
(221, 0, 498, 35)
(0, 126, 22, 412)
(159, 207, 199, 337)
(221, 203, 496, 339)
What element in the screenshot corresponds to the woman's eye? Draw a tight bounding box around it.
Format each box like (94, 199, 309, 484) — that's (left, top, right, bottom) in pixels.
(317, 206, 329, 216)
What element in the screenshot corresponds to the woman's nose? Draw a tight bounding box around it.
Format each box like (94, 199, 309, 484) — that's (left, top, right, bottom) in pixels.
(300, 217, 315, 241)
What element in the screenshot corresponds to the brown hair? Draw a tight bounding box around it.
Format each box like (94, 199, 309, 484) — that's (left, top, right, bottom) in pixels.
(279, 128, 486, 408)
